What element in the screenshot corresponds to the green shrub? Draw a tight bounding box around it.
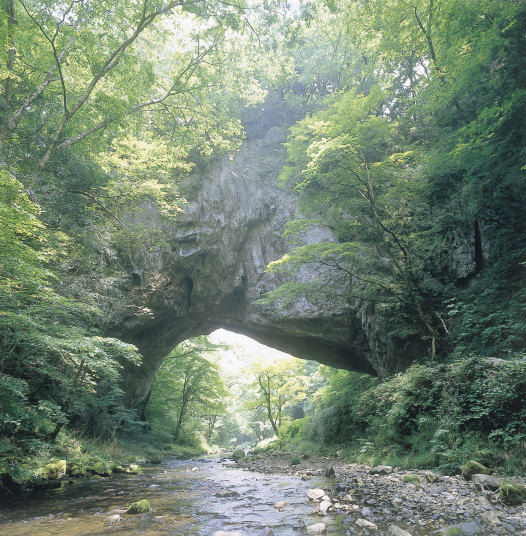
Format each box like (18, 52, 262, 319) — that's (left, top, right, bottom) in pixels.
(293, 355, 525, 474)
(232, 449, 245, 461)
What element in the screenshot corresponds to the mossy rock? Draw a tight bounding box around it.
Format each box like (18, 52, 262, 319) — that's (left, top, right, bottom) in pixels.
(112, 465, 127, 474)
(290, 456, 301, 466)
(66, 461, 86, 478)
(42, 459, 67, 480)
(232, 449, 245, 461)
(126, 464, 143, 475)
(89, 460, 114, 477)
(148, 456, 162, 464)
(126, 499, 151, 514)
(403, 474, 421, 483)
(113, 463, 143, 475)
(499, 480, 526, 505)
(461, 460, 488, 480)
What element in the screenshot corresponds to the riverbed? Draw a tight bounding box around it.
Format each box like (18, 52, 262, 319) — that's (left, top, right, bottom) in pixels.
(0, 456, 524, 535)
(0, 457, 348, 535)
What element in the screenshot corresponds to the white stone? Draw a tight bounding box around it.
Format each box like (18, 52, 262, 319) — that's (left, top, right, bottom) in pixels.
(273, 501, 288, 509)
(306, 523, 327, 534)
(306, 488, 326, 500)
(319, 500, 332, 515)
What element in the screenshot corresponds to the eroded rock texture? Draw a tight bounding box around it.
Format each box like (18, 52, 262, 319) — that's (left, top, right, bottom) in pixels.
(113, 127, 420, 411)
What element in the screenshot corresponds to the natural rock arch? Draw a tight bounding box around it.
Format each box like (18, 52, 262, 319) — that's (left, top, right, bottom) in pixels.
(111, 126, 422, 414)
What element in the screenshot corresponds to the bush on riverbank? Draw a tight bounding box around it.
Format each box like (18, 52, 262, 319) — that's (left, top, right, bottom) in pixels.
(279, 355, 526, 475)
(0, 428, 203, 495)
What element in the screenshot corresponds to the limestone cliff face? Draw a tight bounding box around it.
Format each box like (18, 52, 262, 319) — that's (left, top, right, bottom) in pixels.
(113, 127, 418, 410)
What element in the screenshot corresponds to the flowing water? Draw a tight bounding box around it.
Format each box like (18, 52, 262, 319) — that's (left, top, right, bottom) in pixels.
(0, 457, 349, 535)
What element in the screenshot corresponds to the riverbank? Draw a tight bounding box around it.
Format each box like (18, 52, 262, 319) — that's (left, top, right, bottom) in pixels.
(235, 452, 526, 535)
(0, 430, 203, 495)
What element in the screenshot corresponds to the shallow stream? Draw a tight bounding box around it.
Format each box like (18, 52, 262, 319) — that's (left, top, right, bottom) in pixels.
(0, 457, 350, 535)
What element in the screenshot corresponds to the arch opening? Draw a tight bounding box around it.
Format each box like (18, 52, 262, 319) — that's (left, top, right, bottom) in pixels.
(144, 329, 323, 450)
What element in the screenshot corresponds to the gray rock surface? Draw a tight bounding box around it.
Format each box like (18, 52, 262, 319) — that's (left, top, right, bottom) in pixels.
(108, 126, 479, 409)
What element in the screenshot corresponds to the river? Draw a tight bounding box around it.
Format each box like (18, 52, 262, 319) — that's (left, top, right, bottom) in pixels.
(0, 457, 348, 535)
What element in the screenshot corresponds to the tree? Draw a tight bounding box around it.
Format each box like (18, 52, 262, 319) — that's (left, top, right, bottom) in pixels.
(0, 170, 143, 442)
(0, 0, 257, 169)
(245, 357, 307, 436)
(262, 0, 526, 363)
(146, 337, 228, 443)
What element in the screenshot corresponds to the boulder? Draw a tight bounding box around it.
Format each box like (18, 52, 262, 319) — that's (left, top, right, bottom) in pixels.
(306, 523, 326, 534)
(306, 488, 326, 500)
(480, 510, 500, 526)
(126, 499, 151, 514)
(42, 459, 67, 480)
(499, 480, 526, 505)
(215, 489, 240, 498)
(66, 461, 86, 478)
(471, 473, 500, 491)
(370, 465, 393, 475)
(126, 464, 143, 475)
(423, 471, 438, 483)
(273, 501, 288, 510)
(318, 500, 332, 515)
(356, 518, 378, 530)
(89, 460, 114, 476)
(324, 467, 335, 478)
(113, 465, 127, 473)
(461, 460, 488, 480)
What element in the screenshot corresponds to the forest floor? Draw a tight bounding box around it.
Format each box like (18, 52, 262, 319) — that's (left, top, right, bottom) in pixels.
(235, 452, 526, 535)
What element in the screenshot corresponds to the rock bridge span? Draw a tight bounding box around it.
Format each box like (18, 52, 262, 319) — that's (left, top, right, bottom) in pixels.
(112, 127, 418, 413)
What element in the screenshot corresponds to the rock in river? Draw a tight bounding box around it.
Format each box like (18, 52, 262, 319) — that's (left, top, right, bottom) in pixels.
(306, 488, 326, 500)
(215, 489, 240, 498)
(306, 522, 326, 534)
(318, 500, 332, 515)
(126, 499, 151, 514)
